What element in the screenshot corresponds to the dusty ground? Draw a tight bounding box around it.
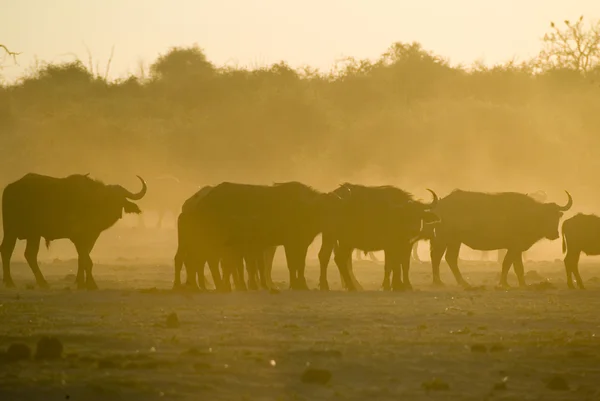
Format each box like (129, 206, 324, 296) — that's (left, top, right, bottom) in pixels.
(1, 224, 600, 401)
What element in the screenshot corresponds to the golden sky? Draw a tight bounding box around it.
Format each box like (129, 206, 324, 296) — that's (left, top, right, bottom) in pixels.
(1, 0, 600, 81)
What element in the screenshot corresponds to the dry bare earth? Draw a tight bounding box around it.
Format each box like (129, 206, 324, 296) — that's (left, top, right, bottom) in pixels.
(1, 226, 600, 400)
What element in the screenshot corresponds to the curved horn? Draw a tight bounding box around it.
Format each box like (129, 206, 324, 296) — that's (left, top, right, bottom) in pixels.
(426, 188, 439, 208)
(336, 183, 352, 197)
(558, 190, 573, 211)
(330, 191, 343, 200)
(122, 175, 147, 200)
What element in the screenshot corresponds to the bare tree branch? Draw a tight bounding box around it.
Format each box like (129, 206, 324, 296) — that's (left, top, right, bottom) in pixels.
(537, 16, 600, 73)
(0, 44, 21, 64)
(104, 44, 115, 81)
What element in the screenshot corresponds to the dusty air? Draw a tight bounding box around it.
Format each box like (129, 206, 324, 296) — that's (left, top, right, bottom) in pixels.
(1, 5, 600, 400)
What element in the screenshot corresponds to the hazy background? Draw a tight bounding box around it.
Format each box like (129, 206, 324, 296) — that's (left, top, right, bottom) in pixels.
(1, 1, 600, 262)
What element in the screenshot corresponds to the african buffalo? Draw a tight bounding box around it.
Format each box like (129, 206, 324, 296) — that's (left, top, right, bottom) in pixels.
(561, 213, 600, 289)
(177, 181, 339, 291)
(1, 173, 147, 289)
(318, 184, 440, 291)
(425, 189, 572, 288)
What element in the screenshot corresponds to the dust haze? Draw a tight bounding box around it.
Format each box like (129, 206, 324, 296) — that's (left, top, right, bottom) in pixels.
(1, 14, 600, 401)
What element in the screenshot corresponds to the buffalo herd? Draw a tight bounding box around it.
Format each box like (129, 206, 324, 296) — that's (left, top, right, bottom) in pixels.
(1, 172, 599, 292)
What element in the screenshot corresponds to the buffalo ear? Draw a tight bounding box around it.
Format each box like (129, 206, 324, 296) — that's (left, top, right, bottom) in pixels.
(123, 200, 142, 214)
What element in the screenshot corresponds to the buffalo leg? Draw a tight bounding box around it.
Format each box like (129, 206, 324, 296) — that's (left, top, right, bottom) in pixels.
(181, 249, 202, 291)
(173, 248, 185, 290)
(195, 258, 208, 291)
(382, 251, 392, 291)
(318, 233, 335, 291)
(225, 252, 246, 291)
(1, 233, 17, 288)
(221, 252, 244, 291)
(264, 246, 276, 289)
(236, 255, 247, 291)
(333, 244, 357, 291)
(244, 253, 259, 290)
(511, 251, 527, 288)
(343, 253, 351, 289)
(400, 242, 413, 290)
(499, 251, 515, 288)
(247, 248, 268, 290)
(389, 250, 404, 291)
(256, 250, 269, 290)
(564, 249, 583, 289)
(220, 256, 234, 293)
(285, 244, 309, 290)
(444, 242, 470, 287)
(430, 237, 446, 286)
(207, 257, 223, 291)
(24, 236, 49, 289)
(344, 255, 363, 290)
(381, 248, 403, 291)
(73, 236, 99, 290)
(382, 258, 392, 291)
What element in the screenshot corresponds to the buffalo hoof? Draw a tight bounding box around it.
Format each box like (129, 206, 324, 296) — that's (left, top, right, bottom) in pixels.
(86, 281, 99, 291)
(3, 279, 16, 288)
(403, 283, 414, 291)
(219, 282, 233, 293)
(432, 280, 445, 287)
(319, 282, 330, 291)
(567, 282, 576, 290)
(248, 281, 259, 291)
(76, 281, 86, 290)
(38, 280, 50, 290)
(497, 282, 511, 290)
(184, 283, 202, 292)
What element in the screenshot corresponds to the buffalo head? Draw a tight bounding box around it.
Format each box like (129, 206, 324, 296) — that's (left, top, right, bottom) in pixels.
(104, 175, 147, 220)
(538, 190, 572, 240)
(388, 189, 441, 243)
